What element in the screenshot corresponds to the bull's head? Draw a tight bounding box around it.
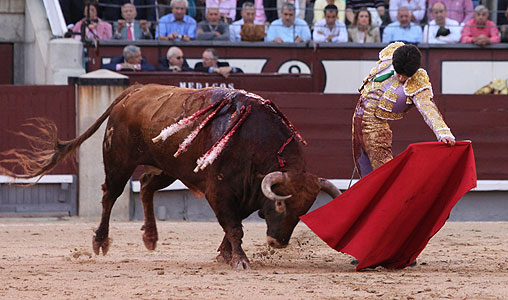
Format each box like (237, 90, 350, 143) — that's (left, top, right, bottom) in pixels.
(259, 171, 340, 248)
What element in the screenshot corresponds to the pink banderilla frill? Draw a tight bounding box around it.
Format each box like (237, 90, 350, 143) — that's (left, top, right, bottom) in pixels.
(151, 99, 224, 143)
(174, 99, 231, 158)
(194, 105, 251, 173)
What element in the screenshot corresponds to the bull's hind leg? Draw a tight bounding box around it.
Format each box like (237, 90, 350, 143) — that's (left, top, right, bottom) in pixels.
(139, 171, 175, 250)
(93, 166, 135, 255)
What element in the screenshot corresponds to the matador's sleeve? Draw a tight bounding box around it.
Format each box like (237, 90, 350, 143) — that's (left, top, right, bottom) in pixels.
(405, 69, 455, 141)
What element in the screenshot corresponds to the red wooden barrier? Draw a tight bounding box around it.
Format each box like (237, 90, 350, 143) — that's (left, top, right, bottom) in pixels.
(0, 85, 77, 174)
(0, 44, 13, 84)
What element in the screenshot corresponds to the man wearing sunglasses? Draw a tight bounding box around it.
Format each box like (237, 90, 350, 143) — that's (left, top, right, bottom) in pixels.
(157, 46, 194, 71)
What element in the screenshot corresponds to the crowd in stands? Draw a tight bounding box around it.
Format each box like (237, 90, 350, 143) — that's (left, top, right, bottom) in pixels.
(61, 0, 508, 46)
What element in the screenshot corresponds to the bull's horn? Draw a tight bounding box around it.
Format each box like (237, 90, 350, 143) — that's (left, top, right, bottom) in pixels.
(261, 171, 292, 201)
(319, 178, 341, 198)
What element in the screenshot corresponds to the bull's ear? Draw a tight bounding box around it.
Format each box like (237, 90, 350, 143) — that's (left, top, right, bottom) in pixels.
(258, 209, 265, 219)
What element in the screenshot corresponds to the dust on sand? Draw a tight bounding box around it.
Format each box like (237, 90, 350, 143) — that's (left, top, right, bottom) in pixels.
(1, 220, 507, 299)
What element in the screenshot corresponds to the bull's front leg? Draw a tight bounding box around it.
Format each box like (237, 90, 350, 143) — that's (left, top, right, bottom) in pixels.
(222, 224, 250, 270)
(208, 188, 250, 269)
(216, 234, 232, 264)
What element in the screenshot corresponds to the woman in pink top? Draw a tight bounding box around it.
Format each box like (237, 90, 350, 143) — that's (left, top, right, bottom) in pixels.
(73, 3, 113, 41)
(460, 5, 500, 45)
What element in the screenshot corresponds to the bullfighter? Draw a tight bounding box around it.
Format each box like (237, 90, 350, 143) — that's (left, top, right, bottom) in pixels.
(352, 42, 456, 177)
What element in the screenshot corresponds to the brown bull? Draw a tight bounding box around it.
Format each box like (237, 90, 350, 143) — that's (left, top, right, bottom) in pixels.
(1, 84, 340, 269)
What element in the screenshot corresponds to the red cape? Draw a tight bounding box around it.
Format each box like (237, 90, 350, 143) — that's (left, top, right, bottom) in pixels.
(300, 141, 477, 270)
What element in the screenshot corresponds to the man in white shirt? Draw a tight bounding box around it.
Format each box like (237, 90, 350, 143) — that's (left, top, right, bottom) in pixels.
(422, 2, 461, 43)
(230, 2, 263, 41)
(312, 4, 348, 43)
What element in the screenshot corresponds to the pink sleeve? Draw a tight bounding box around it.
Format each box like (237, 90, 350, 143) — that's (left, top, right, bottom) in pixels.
(460, 24, 473, 43)
(72, 20, 83, 40)
(489, 21, 501, 43)
(100, 22, 113, 40)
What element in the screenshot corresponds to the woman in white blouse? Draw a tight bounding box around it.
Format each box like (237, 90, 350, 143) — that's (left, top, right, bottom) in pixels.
(347, 8, 381, 43)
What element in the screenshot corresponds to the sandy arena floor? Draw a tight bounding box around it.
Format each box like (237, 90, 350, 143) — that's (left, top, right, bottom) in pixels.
(0, 220, 507, 299)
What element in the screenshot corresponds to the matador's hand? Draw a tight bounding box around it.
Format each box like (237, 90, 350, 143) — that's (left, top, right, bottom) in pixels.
(440, 136, 456, 146)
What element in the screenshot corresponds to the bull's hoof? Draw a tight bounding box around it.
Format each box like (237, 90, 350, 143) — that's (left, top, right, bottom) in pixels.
(230, 256, 250, 270)
(142, 234, 158, 251)
(92, 236, 110, 256)
(216, 252, 232, 265)
(140, 225, 158, 251)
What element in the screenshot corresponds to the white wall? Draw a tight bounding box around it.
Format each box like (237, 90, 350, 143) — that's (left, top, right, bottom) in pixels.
(322, 60, 377, 93)
(442, 61, 508, 94)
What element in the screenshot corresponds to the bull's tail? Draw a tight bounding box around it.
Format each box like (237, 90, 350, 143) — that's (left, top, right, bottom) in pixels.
(0, 85, 142, 181)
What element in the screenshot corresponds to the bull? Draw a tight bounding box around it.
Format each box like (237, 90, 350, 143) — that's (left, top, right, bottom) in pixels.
(1, 84, 340, 269)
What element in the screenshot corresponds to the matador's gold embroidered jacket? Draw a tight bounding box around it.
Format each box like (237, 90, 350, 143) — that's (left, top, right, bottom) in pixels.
(359, 42, 455, 141)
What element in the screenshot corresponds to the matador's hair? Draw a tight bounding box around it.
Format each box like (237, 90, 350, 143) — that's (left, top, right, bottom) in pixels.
(392, 44, 422, 77)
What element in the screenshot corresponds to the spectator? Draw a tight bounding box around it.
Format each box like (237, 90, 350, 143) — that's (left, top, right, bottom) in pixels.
(382, 6, 422, 43)
(230, 2, 265, 41)
(157, 47, 194, 71)
(265, 2, 311, 42)
(427, 0, 473, 25)
(277, 0, 306, 20)
(388, 0, 425, 24)
(422, 2, 461, 44)
(73, 2, 113, 41)
(461, 5, 500, 46)
(194, 48, 244, 78)
(345, 0, 385, 26)
(347, 7, 380, 42)
(113, 3, 153, 40)
(313, 4, 348, 42)
(313, 0, 346, 24)
(156, 0, 197, 40)
(102, 45, 155, 71)
(206, 0, 237, 22)
(196, 6, 230, 40)
(236, 0, 278, 24)
(60, 0, 84, 26)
